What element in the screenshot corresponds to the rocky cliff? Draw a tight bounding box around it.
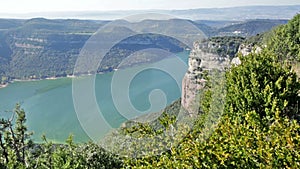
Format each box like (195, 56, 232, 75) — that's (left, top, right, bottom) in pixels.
(181, 41, 228, 115)
(181, 37, 245, 115)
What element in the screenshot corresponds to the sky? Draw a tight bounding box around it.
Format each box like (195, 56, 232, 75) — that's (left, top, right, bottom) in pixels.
(1, 0, 300, 13)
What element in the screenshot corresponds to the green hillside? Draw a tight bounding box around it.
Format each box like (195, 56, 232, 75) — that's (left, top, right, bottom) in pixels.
(217, 19, 288, 37)
(0, 18, 288, 84)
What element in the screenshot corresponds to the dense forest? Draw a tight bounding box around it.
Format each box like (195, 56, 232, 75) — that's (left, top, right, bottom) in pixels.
(0, 14, 300, 168)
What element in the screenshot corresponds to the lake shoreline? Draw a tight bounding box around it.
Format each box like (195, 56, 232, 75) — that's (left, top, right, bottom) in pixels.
(0, 51, 190, 90)
(0, 74, 91, 89)
(0, 65, 150, 89)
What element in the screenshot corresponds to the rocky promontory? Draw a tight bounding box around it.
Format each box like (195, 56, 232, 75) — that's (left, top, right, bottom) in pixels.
(181, 37, 245, 115)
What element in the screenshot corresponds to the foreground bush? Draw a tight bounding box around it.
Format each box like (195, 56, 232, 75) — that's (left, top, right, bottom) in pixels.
(0, 105, 123, 169)
(124, 49, 300, 168)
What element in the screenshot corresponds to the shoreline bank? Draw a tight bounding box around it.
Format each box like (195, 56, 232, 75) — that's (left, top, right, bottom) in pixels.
(0, 51, 189, 89)
(0, 73, 99, 89)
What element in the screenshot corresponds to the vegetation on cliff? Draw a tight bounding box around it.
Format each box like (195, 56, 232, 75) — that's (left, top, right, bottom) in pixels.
(122, 15, 300, 168)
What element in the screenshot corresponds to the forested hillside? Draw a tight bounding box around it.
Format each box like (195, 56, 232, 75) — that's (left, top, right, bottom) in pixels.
(0, 18, 186, 82)
(0, 18, 287, 84)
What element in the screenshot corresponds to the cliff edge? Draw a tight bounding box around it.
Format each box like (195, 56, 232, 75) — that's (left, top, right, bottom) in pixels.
(181, 37, 244, 115)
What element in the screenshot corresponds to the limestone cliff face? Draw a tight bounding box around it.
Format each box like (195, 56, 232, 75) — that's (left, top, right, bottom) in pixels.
(238, 44, 262, 56)
(231, 44, 262, 65)
(181, 41, 230, 115)
(181, 38, 262, 115)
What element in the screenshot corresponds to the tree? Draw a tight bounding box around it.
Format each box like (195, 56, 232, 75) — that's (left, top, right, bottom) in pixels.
(0, 105, 123, 169)
(225, 49, 300, 122)
(0, 104, 33, 168)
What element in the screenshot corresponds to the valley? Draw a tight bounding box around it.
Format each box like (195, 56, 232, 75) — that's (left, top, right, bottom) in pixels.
(0, 4, 299, 168)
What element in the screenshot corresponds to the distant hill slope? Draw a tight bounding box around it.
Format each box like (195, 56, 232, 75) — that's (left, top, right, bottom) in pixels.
(0, 18, 188, 80)
(169, 5, 300, 20)
(216, 19, 288, 37)
(0, 17, 290, 83)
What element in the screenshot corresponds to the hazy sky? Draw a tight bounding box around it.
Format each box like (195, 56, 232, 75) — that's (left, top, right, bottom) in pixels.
(1, 0, 300, 13)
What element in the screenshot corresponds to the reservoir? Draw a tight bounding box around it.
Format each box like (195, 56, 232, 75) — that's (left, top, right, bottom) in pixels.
(0, 51, 189, 143)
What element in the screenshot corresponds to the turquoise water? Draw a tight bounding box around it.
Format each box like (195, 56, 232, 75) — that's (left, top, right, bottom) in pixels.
(0, 52, 189, 143)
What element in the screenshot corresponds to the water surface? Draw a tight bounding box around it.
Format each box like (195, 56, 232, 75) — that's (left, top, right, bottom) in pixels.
(0, 52, 189, 143)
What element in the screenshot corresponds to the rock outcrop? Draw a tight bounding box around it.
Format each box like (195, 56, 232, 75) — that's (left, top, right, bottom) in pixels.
(238, 43, 262, 56)
(181, 37, 263, 115)
(231, 44, 263, 65)
(181, 40, 230, 115)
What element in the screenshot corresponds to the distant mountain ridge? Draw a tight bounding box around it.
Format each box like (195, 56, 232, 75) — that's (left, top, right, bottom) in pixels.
(0, 5, 299, 20)
(169, 5, 300, 20)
